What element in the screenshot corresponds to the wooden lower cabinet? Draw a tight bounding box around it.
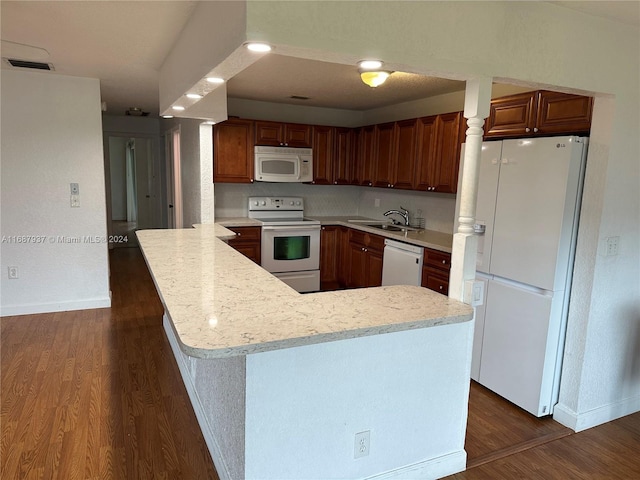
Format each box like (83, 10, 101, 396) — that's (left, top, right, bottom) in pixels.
(421, 248, 451, 295)
(320, 225, 344, 291)
(225, 226, 261, 264)
(345, 229, 384, 288)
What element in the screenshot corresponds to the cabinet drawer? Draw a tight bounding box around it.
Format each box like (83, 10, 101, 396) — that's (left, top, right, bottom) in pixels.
(226, 226, 261, 241)
(348, 229, 384, 253)
(422, 267, 449, 295)
(424, 248, 451, 271)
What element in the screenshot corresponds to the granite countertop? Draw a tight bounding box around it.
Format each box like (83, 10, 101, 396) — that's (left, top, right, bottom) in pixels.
(216, 216, 454, 253)
(137, 227, 472, 359)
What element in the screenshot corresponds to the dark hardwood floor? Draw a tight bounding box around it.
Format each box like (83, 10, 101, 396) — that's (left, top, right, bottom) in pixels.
(2, 247, 639, 479)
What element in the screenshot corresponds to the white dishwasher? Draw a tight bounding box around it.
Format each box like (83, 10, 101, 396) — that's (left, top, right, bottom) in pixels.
(381, 239, 424, 286)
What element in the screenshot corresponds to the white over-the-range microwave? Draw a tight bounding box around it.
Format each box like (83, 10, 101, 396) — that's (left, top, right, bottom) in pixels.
(254, 145, 313, 183)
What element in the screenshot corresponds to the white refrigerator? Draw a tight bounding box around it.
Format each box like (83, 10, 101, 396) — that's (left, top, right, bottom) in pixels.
(460, 136, 588, 417)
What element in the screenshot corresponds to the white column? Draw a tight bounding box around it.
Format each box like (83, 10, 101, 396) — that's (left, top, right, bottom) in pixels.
(449, 78, 492, 302)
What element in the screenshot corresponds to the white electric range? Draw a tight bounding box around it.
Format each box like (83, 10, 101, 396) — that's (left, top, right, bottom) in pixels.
(248, 197, 320, 293)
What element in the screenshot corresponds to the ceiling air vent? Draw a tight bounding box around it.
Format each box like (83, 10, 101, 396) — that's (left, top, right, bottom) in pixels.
(289, 95, 310, 101)
(6, 58, 52, 70)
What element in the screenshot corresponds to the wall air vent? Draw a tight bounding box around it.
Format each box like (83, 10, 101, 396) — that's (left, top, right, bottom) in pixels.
(6, 58, 53, 70)
(289, 95, 310, 100)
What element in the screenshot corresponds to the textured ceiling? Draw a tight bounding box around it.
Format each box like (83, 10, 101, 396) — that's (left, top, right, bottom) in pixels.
(226, 54, 466, 111)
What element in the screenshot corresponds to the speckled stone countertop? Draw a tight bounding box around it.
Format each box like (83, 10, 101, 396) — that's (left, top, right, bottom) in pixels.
(216, 216, 453, 253)
(137, 227, 472, 359)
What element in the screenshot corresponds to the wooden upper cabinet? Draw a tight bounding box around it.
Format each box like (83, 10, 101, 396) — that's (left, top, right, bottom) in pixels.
(356, 126, 376, 186)
(485, 90, 593, 139)
(311, 125, 334, 185)
(415, 113, 461, 193)
(415, 115, 438, 191)
(431, 112, 462, 193)
(373, 122, 397, 188)
(213, 118, 254, 183)
(333, 127, 355, 185)
(393, 119, 419, 190)
(484, 92, 536, 138)
(535, 91, 593, 135)
(255, 120, 311, 147)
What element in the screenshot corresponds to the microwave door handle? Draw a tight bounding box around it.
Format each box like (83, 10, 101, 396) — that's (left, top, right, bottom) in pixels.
(296, 156, 301, 180)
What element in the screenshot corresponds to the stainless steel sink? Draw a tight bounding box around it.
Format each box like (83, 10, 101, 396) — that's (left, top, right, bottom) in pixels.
(367, 224, 420, 233)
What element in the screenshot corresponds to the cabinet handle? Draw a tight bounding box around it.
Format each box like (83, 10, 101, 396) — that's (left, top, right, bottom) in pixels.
(439, 285, 444, 290)
(369, 182, 372, 186)
(237, 233, 241, 236)
(442, 260, 446, 264)
(525, 128, 531, 133)
(534, 127, 539, 133)
(334, 181, 337, 184)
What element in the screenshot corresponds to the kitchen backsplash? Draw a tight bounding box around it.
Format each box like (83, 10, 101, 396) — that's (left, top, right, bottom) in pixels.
(214, 184, 456, 234)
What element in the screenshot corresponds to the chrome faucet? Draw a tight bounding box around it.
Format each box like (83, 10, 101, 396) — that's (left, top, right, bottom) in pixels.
(383, 207, 410, 226)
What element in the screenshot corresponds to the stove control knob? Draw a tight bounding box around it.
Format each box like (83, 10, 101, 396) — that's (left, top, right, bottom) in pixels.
(260, 201, 266, 206)
(253, 200, 259, 206)
(296, 201, 301, 206)
(290, 201, 294, 205)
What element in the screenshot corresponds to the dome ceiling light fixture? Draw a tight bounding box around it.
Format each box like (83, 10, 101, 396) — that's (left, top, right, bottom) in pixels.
(357, 59, 392, 88)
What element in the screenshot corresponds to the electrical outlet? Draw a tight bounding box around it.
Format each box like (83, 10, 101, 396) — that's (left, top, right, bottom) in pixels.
(70, 182, 79, 195)
(71, 194, 80, 207)
(605, 236, 619, 256)
(354, 430, 370, 459)
(8, 266, 18, 279)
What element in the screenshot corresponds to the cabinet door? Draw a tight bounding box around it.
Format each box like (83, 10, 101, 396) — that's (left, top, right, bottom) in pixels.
(415, 116, 438, 191)
(226, 226, 261, 264)
(284, 123, 312, 147)
(535, 91, 593, 135)
(346, 241, 367, 288)
(431, 112, 462, 193)
(311, 125, 334, 185)
(333, 127, 355, 185)
(320, 225, 340, 290)
(484, 92, 536, 139)
(213, 119, 254, 183)
(356, 126, 376, 186)
(254, 120, 283, 146)
(373, 122, 396, 188)
(366, 249, 384, 287)
(394, 118, 418, 190)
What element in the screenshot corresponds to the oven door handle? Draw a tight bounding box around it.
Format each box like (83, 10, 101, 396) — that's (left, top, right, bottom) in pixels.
(262, 225, 320, 231)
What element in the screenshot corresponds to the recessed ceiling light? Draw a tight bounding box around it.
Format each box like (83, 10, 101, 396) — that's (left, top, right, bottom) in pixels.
(172, 106, 185, 111)
(207, 77, 224, 84)
(162, 115, 174, 119)
(204, 121, 216, 125)
(245, 42, 272, 53)
(186, 93, 202, 99)
(358, 60, 383, 70)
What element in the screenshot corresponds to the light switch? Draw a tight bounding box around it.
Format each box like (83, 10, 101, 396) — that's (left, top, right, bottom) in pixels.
(70, 183, 79, 195)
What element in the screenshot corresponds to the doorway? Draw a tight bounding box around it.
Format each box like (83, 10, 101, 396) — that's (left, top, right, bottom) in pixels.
(165, 126, 183, 229)
(105, 135, 160, 247)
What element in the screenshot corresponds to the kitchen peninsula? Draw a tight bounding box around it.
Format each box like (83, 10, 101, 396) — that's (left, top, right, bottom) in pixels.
(137, 225, 474, 480)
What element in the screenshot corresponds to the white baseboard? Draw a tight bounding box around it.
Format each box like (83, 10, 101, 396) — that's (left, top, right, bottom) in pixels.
(162, 314, 233, 480)
(553, 395, 640, 432)
(365, 450, 467, 480)
(0, 295, 111, 317)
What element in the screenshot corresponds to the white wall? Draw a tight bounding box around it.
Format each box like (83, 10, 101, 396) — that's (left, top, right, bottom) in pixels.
(245, 323, 472, 479)
(0, 70, 111, 315)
